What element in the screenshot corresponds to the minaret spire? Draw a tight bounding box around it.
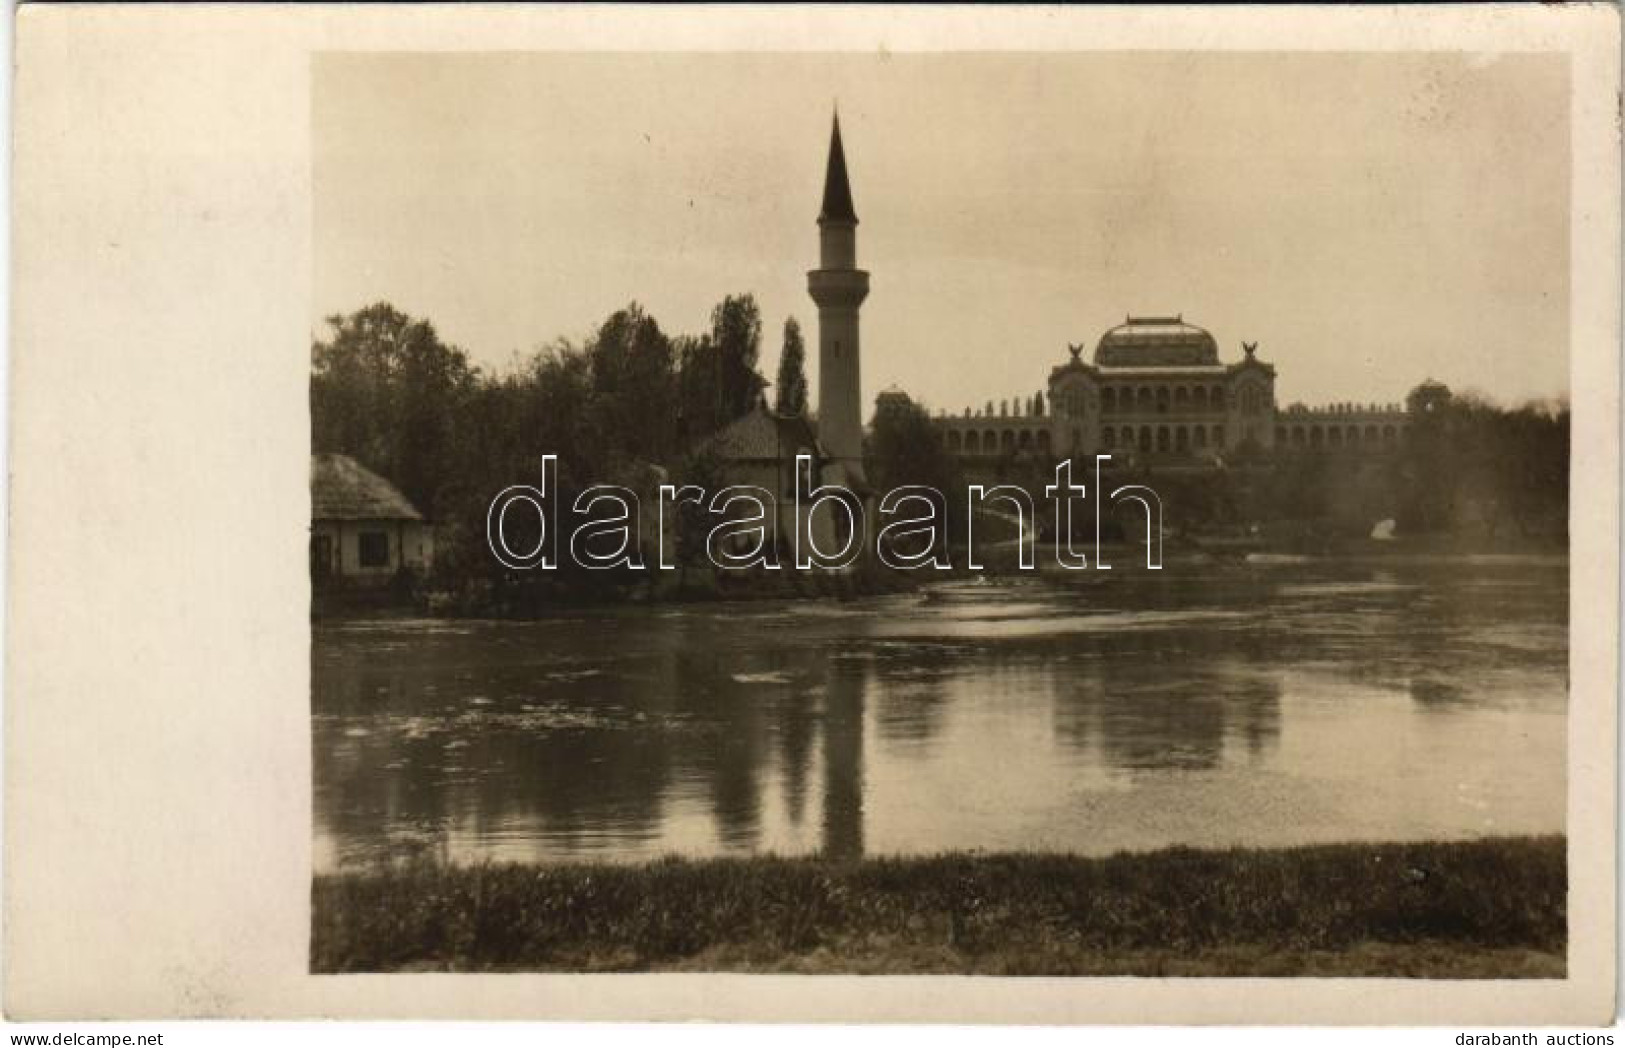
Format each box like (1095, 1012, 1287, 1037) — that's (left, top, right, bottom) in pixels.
(819, 111, 858, 226)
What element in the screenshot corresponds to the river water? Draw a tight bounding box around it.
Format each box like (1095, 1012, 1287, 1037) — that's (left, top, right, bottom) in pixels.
(313, 557, 1567, 871)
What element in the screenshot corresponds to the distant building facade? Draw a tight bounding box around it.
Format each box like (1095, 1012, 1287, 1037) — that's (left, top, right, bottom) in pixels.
(766, 118, 1449, 484)
(310, 453, 434, 584)
(929, 315, 1447, 468)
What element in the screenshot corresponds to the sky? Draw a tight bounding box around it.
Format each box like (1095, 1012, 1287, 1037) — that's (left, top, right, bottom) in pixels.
(314, 51, 1569, 412)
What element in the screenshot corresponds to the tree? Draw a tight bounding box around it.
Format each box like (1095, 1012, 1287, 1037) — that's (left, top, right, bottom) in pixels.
(310, 301, 479, 517)
(867, 396, 962, 496)
(584, 302, 676, 466)
(774, 317, 809, 416)
(675, 335, 722, 445)
(866, 392, 965, 548)
(674, 295, 769, 444)
(710, 293, 767, 422)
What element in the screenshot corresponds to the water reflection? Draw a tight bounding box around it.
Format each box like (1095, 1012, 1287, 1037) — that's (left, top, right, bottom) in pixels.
(821, 666, 866, 860)
(313, 559, 1567, 869)
(1053, 665, 1282, 771)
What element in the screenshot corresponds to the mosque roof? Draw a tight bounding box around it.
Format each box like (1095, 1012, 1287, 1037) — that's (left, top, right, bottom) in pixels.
(694, 406, 823, 464)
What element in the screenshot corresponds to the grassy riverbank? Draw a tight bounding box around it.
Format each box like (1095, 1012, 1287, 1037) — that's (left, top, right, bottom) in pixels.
(312, 836, 1564, 976)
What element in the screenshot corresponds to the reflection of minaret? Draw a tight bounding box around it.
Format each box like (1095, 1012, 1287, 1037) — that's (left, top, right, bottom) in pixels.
(705, 686, 764, 851)
(778, 694, 816, 827)
(821, 667, 866, 860)
(807, 111, 870, 485)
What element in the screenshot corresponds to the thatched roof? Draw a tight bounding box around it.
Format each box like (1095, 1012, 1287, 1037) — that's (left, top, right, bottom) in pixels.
(311, 453, 423, 521)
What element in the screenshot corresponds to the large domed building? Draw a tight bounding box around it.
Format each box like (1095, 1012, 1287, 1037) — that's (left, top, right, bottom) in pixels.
(1092, 316, 1221, 368)
(930, 314, 1436, 470)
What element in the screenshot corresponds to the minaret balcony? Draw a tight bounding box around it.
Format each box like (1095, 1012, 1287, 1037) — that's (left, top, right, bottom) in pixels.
(807, 268, 870, 309)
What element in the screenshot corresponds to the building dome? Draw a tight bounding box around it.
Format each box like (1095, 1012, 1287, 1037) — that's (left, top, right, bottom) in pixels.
(1094, 315, 1220, 368)
(1407, 379, 1453, 415)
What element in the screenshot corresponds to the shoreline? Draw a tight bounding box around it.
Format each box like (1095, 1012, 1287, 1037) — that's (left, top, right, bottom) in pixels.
(313, 546, 1569, 620)
(311, 836, 1566, 976)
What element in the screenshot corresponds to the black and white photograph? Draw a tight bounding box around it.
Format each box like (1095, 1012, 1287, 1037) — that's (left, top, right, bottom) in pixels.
(308, 50, 1572, 977)
(4, 3, 1620, 1031)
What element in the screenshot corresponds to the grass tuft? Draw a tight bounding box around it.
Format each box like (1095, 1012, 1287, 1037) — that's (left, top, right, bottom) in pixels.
(311, 836, 1565, 977)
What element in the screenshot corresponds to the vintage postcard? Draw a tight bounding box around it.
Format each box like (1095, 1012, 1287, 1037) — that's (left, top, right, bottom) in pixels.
(6, 3, 1620, 1025)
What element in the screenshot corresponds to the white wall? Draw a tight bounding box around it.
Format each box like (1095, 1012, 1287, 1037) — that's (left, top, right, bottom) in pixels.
(311, 520, 433, 582)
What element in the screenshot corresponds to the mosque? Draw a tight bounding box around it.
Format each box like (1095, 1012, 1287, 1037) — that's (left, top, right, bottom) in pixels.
(719, 113, 1452, 501)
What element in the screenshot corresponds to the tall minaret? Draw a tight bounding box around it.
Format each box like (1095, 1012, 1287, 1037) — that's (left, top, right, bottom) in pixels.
(807, 112, 869, 485)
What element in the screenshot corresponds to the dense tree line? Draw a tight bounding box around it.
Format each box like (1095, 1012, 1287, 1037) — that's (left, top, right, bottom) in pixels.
(1225, 395, 1567, 542)
(1138, 395, 1569, 545)
(312, 297, 806, 582)
(1388, 394, 1569, 540)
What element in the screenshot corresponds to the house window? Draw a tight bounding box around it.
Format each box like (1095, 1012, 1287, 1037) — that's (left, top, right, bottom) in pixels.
(359, 530, 391, 568)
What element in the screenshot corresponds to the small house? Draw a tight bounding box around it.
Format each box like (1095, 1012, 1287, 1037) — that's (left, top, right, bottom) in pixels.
(693, 405, 850, 559)
(310, 453, 433, 584)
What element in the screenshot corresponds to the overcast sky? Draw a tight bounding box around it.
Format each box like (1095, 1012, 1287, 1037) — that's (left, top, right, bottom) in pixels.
(315, 51, 1568, 412)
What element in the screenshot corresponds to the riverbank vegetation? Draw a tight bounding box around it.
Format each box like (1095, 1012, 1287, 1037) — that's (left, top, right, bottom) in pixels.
(311, 835, 1564, 976)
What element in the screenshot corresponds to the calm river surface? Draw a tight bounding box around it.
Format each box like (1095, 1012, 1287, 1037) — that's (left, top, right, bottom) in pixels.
(313, 557, 1567, 871)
